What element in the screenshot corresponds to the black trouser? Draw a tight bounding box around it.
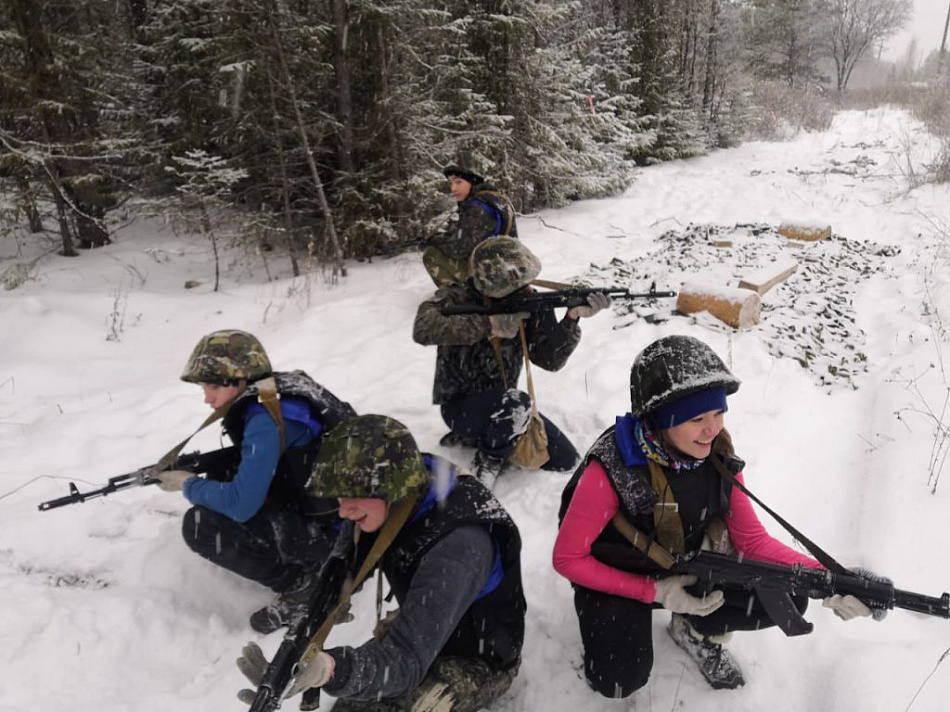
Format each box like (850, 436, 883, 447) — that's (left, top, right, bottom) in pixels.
(181, 501, 334, 593)
(572, 583, 809, 699)
(440, 387, 579, 471)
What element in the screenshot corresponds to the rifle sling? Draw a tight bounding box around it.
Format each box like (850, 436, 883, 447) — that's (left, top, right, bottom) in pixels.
(255, 376, 286, 452)
(609, 455, 849, 576)
(530, 278, 574, 291)
(150, 400, 234, 474)
(517, 322, 538, 417)
(708, 454, 848, 575)
(298, 493, 420, 666)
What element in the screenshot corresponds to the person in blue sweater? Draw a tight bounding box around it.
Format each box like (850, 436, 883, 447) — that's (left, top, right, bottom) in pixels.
(155, 330, 356, 633)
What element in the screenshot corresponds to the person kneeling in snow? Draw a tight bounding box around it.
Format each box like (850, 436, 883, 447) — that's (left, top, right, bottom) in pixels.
(554, 334, 885, 696)
(413, 236, 608, 488)
(237, 414, 526, 712)
(155, 329, 356, 634)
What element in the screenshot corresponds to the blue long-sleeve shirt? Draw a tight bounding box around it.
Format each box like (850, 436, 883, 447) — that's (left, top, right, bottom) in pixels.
(182, 399, 318, 522)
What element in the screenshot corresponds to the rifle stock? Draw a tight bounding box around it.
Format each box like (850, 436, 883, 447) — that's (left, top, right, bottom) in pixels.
(37, 446, 239, 511)
(674, 551, 950, 637)
(440, 283, 676, 316)
(249, 524, 354, 712)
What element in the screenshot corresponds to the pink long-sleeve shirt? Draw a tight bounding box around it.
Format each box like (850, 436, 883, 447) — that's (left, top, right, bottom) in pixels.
(552, 460, 821, 603)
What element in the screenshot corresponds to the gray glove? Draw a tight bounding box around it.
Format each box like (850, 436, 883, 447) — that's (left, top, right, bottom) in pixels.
(488, 312, 529, 339)
(653, 575, 725, 617)
(236, 641, 335, 704)
(568, 291, 611, 319)
(155, 470, 192, 492)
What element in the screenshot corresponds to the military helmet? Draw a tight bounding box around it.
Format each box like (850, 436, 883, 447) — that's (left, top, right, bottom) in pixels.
(630, 335, 740, 419)
(180, 330, 272, 385)
(470, 236, 541, 299)
(442, 151, 485, 186)
(308, 415, 429, 502)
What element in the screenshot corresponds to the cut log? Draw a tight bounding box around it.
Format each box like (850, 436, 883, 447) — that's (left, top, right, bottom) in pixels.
(737, 258, 798, 295)
(676, 281, 761, 329)
(778, 222, 831, 241)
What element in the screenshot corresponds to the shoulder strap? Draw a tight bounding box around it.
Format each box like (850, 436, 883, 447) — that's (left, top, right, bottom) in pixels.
(530, 279, 574, 290)
(255, 376, 286, 451)
(647, 460, 686, 555)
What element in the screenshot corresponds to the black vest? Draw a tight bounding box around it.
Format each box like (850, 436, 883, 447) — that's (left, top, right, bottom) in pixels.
(559, 426, 741, 574)
(365, 468, 526, 671)
(222, 371, 356, 516)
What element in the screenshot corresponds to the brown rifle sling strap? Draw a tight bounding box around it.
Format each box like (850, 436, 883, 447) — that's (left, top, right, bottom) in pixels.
(708, 454, 848, 575)
(149, 398, 236, 474)
(518, 322, 538, 416)
(299, 493, 420, 664)
(610, 512, 677, 570)
(647, 459, 686, 555)
(530, 278, 574, 290)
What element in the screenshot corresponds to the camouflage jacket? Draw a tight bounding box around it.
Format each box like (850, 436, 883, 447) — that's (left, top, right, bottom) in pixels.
(412, 281, 582, 404)
(428, 183, 518, 261)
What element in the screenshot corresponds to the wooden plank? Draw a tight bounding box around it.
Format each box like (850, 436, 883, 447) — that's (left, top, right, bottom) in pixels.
(737, 258, 798, 295)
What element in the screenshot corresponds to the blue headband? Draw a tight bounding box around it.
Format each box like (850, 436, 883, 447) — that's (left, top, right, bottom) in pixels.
(651, 386, 728, 429)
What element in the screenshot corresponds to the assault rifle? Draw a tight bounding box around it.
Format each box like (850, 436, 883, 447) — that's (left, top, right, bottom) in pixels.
(37, 446, 239, 512)
(440, 282, 676, 316)
(674, 550, 950, 637)
(249, 523, 354, 712)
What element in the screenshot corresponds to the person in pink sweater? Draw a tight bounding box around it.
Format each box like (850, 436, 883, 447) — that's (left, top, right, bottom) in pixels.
(553, 335, 875, 696)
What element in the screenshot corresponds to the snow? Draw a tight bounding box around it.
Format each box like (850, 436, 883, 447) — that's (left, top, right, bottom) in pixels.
(2, 107, 949, 712)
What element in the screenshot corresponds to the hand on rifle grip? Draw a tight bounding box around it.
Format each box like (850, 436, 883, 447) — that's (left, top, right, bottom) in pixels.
(155, 470, 192, 492)
(489, 312, 529, 339)
(653, 575, 725, 617)
(568, 292, 611, 319)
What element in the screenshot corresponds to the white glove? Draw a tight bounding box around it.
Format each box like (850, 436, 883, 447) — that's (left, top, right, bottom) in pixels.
(822, 595, 871, 621)
(285, 650, 335, 698)
(823, 567, 891, 622)
(155, 469, 193, 492)
(568, 292, 611, 319)
(489, 312, 529, 339)
(236, 642, 335, 704)
(653, 575, 725, 617)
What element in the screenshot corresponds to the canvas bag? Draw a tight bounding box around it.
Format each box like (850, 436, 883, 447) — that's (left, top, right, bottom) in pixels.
(507, 323, 550, 468)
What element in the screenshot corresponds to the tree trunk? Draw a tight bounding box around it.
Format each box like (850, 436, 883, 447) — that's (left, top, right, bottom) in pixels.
(264, 59, 301, 277)
(702, 0, 720, 115)
(332, 0, 355, 174)
(265, 0, 347, 278)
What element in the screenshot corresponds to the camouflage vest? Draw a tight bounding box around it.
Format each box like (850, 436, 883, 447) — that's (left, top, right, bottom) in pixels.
(379, 468, 525, 671)
(223, 370, 357, 516)
(559, 426, 739, 574)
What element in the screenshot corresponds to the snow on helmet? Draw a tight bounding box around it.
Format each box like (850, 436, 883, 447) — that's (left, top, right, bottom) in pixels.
(630, 335, 740, 419)
(180, 330, 272, 385)
(470, 236, 541, 298)
(308, 415, 428, 502)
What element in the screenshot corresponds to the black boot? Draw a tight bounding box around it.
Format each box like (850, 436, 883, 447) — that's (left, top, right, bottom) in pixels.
(471, 450, 507, 490)
(668, 614, 745, 690)
(439, 431, 478, 448)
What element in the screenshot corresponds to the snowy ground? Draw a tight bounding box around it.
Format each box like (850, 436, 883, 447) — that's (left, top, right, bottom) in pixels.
(2, 108, 950, 712)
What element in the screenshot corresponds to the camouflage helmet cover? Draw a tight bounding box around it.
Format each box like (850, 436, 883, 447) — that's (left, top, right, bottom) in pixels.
(180, 329, 272, 385)
(308, 415, 429, 502)
(469, 236, 541, 299)
(442, 151, 485, 186)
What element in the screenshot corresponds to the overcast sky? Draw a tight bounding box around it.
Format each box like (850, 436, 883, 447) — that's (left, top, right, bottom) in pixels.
(886, 0, 949, 62)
